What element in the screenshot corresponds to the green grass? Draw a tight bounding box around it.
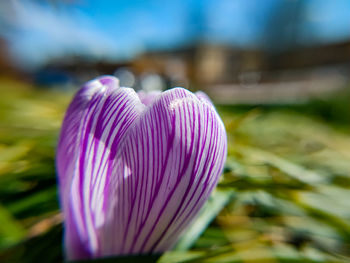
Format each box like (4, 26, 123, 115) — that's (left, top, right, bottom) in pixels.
(0, 78, 349, 262)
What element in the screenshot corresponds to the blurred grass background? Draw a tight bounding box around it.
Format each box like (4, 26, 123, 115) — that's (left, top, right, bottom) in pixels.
(0, 77, 349, 263)
(1, 1, 350, 262)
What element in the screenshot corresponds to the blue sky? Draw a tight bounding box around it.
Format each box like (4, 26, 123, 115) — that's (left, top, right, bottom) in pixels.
(1, 0, 349, 68)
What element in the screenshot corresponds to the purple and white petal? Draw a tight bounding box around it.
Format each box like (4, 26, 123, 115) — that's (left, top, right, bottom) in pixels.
(195, 90, 214, 105)
(137, 90, 162, 106)
(57, 76, 144, 260)
(99, 88, 227, 255)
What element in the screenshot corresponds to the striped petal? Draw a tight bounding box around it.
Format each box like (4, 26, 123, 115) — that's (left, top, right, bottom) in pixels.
(57, 76, 144, 259)
(99, 88, 227, 255)
(57, 77, 227, 260)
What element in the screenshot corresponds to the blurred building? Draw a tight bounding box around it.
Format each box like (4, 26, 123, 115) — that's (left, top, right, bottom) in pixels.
(36, 37, 350, 104)
(0, 38, 14, 75)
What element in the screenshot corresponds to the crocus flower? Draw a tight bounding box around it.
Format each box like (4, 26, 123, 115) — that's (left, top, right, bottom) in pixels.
(56, 76, 227, 260)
